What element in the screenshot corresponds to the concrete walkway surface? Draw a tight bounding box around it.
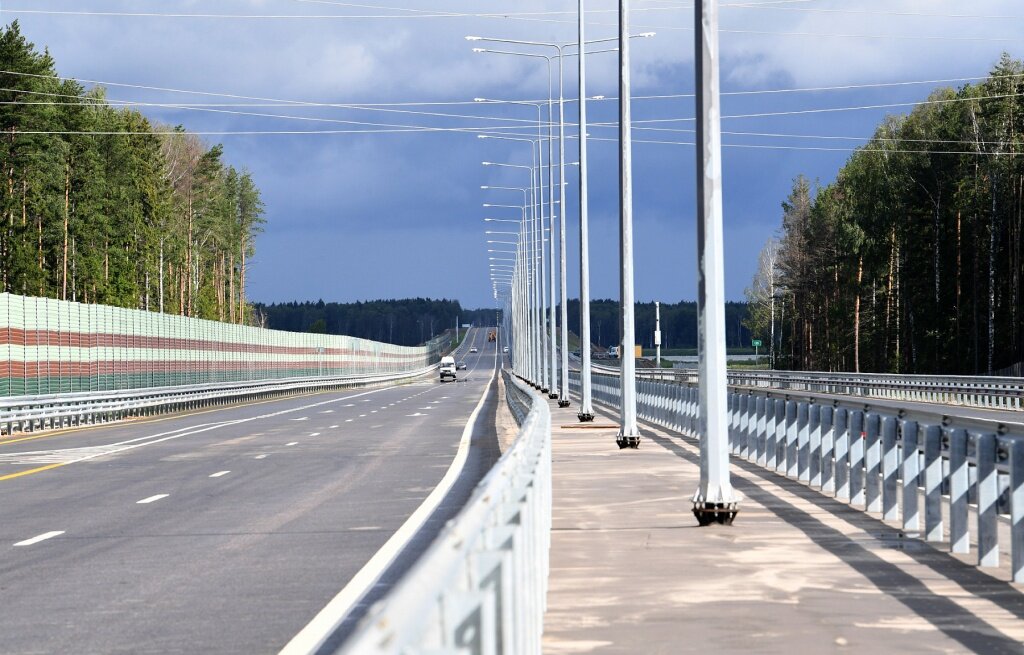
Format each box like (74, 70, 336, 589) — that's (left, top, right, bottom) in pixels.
(541, 400, 1024, 654)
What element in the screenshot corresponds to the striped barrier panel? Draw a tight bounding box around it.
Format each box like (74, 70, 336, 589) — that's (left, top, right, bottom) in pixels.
(0, 293, 442, 397)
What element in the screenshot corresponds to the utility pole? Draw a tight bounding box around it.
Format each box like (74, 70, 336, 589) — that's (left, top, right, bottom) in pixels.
(693, 0, 740, 524)
(616, 0, 639, 448)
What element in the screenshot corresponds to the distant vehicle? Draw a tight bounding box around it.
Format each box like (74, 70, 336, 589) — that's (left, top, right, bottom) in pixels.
(571, 350, 581, 358)
(456, 361, 468, 370)
(439, 356, 457, 382)
(470, 347, 478, 353)
(502, 346, 509, 353)
(608, 346, 619, 358)
(488, 330, 497, 342)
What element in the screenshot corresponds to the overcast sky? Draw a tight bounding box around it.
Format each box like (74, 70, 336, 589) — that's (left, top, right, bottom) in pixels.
(9, 1, 1024, 308)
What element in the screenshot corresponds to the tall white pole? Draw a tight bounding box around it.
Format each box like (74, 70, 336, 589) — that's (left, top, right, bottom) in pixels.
(535, 127, 550, 393)
(547, 59, 559, 400)
(557, 48, 571, 408)
(693, 0, 740, 524)
(616, 0, 639, 447)
(577, 0, 595, 422)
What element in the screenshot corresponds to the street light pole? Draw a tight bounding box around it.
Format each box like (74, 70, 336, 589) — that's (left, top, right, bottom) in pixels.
(693, 0, 740, 524)
(577, 0, 595, 422)
(616, 0, 640, 448)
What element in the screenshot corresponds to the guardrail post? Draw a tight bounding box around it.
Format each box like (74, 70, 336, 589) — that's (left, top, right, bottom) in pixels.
(901, 421, 920, 533)
(924, 425, 944, 542)
(882, 416, 899, 521)
(1010, 437, 1024, 582)
(834, 408, 849, 501)
(797, 401, 810, 482)
(949, 428, 970, 554)
(820, 406, 835, 493)
(864, 413, 881, 513)
(809, 404, 822, 487)
(765, 398, 777, 470)
(737, 395, 749, 458)
(755, 396, 767, 466)
(849, 410, 865, 508)
(784, 400, 798, 477)
(977, 432, 999, 567)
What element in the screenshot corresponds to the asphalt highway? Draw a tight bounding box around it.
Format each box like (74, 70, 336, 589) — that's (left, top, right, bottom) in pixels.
(0, 328, 501, 654)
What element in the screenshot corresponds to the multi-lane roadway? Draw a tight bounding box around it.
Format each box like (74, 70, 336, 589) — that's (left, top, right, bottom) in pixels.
(0, 328, 501, 654)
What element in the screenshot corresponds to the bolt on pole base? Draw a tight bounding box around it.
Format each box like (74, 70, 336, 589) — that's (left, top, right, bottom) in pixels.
(541, 387, 550, 394)
(558, 399, 571, 408)
(577, 412, 594, 422)
(548, 392, 559, 400)
(692, 501, 739, 526)
(616, 436, 641, 449)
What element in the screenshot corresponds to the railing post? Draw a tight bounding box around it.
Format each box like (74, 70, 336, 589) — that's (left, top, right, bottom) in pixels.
(834, 408, 849, 501)
(977, 432, 999, 567)
(820, 406, 835, 494)
(797, 401, 810, 482)
(901, 420, 920, 533)
(882, 416, 899, 521)
(849, 410, 865, 508)
(809, 403, 822, 487)
(864, 413, 881, 513)
(1010, 436, 1024, 582)
(949, 428, 970, 554)
(923, 425, 944, 542)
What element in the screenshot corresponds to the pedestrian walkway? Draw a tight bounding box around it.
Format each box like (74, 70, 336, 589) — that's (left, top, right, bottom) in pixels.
(542, 400, 1024, 654)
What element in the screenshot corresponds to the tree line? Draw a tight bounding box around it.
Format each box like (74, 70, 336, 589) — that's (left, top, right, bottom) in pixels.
(0, 22, 265, 323)
(746, 55, 1024, 374)
(254, 299, 497, 346)
(566, 299, 751, 351)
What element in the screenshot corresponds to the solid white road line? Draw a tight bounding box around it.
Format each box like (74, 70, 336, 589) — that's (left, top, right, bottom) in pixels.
(209, 471, 231, 478)
(14, 531, 64, 547)
(280, 333, 498, 655)
(137, 494, 169, 505)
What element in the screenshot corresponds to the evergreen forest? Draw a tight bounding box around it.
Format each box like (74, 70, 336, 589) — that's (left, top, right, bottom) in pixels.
(0, 22, 265, 323)
(746, 55, 1024, 375)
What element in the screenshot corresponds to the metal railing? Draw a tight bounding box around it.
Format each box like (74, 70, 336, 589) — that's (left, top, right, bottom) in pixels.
(337, 370, 552, 654)
(1, 366, 437, 437)
(570, 370, 1024, 583)
(590, 363, 1024, 410)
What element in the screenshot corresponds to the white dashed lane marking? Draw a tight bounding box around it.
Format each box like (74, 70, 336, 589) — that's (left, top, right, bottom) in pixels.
(14, 531, 64, 547)
(137, 494, 169, 505)
(286, 442, 299, 446)
(210, 471, 231, 478)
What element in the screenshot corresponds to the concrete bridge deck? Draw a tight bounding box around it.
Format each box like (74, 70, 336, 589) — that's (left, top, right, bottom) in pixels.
(541, 400, 1024, 654)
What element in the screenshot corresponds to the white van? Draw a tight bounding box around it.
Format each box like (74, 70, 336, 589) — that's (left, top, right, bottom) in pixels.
(439, 356, 457, 382)
(608, 346, 619, 358)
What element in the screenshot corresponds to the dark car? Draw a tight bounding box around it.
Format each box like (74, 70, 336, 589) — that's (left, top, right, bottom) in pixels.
(456, 361, 468, 370)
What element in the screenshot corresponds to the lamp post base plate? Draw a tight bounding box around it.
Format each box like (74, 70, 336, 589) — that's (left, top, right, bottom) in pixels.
(548, 393, 559, 399)
(541, 387, 549, 394)
(616, 436, 641, 449)
(557, 400, 571, 408)
(577, 412, 594, 422)
(692, 502, 739, 526)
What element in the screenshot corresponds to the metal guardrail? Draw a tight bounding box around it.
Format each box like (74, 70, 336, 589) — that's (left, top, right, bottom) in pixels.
(337, 370, 552, 654)
(0, 366, 438, 437)
(0, 329, 474, 437)
(590, 363, 1024, 410)
(571, 370, 1024, 583)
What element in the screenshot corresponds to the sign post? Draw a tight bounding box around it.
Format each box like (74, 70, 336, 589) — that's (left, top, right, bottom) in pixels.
(752, 338, 762, 362)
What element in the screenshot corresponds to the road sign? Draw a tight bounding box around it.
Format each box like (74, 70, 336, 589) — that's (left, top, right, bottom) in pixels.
(751, 339, 763, 348)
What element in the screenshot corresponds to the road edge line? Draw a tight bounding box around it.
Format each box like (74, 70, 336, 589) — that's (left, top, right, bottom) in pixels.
(279, 340, 497, 655)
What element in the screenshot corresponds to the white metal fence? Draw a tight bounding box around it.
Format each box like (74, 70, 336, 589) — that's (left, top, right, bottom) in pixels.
(592, 363, 1024, 411)
(335, 370, 552, 654)
(571, 370, 1024, 583)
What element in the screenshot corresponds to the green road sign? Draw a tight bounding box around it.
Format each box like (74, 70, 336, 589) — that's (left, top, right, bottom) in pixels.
(751, 339, 763, 348)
